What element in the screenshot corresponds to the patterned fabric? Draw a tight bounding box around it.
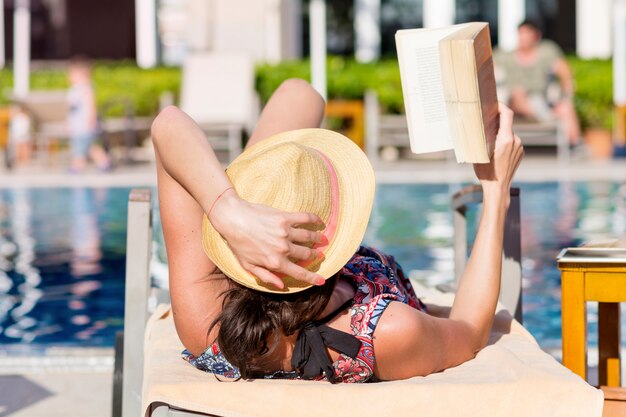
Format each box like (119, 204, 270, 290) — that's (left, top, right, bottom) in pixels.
(183, 342, 241, 379)
(182, 246, 427, 383)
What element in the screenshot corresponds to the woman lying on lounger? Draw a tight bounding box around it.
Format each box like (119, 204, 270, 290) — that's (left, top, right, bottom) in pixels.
(151, 79, 524, 383)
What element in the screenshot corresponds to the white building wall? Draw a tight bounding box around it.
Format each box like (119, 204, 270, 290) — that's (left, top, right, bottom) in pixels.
(264, 0, 283, 63)
(210, 0, 300, 63)
(576, 0, 613, 58)
(184, 0, 213, 52)
(161, 0, 619, 64)
(212, 0, 266, 59)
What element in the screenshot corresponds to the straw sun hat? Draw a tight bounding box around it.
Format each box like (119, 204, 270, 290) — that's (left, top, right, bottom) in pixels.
(202, 128, 375, 294)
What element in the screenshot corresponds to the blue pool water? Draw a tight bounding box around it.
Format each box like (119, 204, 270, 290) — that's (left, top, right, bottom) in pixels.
(365, 182, 626, 351)
(0, 188, 129, 350)
(0, 182, 624, 353)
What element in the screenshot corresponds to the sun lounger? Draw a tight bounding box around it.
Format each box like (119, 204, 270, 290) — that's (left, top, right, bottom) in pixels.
(513, 119, 569, 162)
(115, 188, 603, 417)
(10, 91, 153, 166)
(179, 53, 259, 162)
(364, 91, 569, 163)
(10, 91, 68, 163)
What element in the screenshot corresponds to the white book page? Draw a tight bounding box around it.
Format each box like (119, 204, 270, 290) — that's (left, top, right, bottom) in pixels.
(396, 27, 459, 154)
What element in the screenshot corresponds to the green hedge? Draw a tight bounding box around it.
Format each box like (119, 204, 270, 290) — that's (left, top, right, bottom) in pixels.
(256, 57, 404, 113)
(0, 61, 180, 118)
(258, 56, 615, 130)
(567, 57, 613, 130)
(0, 56, 614, 129)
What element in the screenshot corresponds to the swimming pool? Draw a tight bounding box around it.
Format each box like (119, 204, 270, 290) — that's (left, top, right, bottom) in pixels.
(366, 181, 626, 352)
(0, 188, 128, 351)
(0, 182, 624, 354)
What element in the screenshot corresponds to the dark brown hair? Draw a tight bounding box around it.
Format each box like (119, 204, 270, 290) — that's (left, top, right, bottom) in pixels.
(518, 19, 542, 33)
(210, 274, 338, 379)
(69, 55, 92, 72)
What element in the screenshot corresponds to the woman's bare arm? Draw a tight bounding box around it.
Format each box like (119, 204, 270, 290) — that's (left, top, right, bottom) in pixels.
(152, 107, 226, 355)
(152, 78, 327, 355)
(454, 105, 523, 347)
(374, 104, 524, 379)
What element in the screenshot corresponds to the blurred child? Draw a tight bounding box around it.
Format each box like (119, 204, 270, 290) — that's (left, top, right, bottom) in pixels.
(67, 56, 111, 173)
(9, 105, 32, 165)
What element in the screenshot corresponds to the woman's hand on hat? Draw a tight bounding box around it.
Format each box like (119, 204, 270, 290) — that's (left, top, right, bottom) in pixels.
(210, 189, 327, 289)
(473, 103, 524, 205)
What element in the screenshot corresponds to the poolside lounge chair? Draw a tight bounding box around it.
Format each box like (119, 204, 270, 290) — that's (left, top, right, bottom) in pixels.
(10, 91, 68, 163)
(179, 53, 259, 162)
(115, 188, 603, 417)
(513, 119, 569, 162)
(10, 91, 153, 166)
(364, 91, 569, 163)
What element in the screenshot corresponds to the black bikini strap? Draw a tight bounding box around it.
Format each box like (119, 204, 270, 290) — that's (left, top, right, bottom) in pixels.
(291, 298, 360, 383)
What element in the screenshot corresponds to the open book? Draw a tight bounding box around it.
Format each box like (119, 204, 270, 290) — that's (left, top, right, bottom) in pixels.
(395, 22, 499, 163)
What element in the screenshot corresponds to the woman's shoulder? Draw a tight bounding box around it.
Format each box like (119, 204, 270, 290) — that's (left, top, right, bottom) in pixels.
(371, 301, 439, 379)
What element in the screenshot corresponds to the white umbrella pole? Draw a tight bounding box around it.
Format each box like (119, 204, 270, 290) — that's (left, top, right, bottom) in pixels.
(497, 0, 525, 51)
(309, 0, 326, 100)
(614, 0, 626, 144)
(0, 0, 5, 69)
(423, 0, 455, 28)
(135, 0, 158, 68)
(355, 0, 380, 63)
(13, 0, 30, 98)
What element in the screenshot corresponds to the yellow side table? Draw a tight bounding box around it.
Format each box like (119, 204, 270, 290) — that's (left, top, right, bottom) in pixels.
(324, 100, 365, 149)
(557, 247, 626, 387)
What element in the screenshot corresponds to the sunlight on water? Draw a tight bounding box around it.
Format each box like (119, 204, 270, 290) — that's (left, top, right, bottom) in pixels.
(0, 182, 623, 354)
(0, 188, 128, 351)
(364, 182, 626, 351)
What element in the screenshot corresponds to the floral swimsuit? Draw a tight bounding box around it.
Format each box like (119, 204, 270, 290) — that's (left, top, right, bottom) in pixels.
(182, 246, 427, 383)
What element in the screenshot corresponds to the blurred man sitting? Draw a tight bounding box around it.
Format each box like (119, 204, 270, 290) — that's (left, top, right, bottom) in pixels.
(495, 20, 580, 145)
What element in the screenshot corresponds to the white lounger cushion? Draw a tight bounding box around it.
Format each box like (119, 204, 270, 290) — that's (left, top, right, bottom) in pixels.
(142, 291, 603, 417)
